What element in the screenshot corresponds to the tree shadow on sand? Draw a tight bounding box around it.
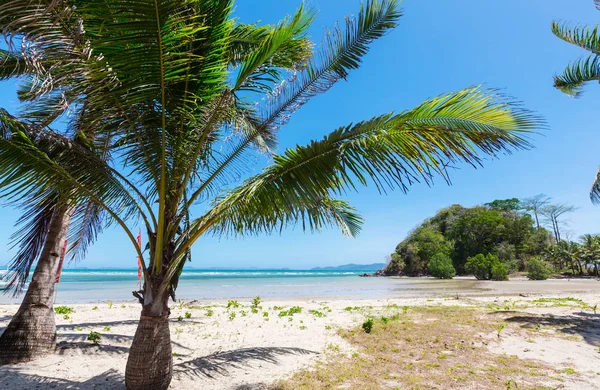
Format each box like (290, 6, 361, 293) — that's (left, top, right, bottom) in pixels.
(0, 368, 124, 390)
(56, 332, 192, 353)
(174, 346, 317, 379)
(501, 311, 600, 346)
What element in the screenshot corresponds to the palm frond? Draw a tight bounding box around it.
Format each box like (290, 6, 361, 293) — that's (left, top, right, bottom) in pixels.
(553, 55, 600, 96)
(0, 49, 30, 80)
(215, 87, 538, 220)
(591, 166, 600, 205)
(168, 195, 362, 290)
(0, 109, 138, 220)
(551, 21, 600, 55)
(188, 0, 402, 205)
(3, 192, 56, 295)
(67, 201, 106, 264)
(228, 22, 313, 71)
(254, 0, 401, 140)
(233, 4, 316, 92)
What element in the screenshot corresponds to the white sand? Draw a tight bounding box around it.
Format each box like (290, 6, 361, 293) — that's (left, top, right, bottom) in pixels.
(0, 281, 599, 389)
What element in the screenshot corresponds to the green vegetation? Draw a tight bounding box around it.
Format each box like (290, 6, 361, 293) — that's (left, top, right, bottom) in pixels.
(274, 307, 573, 389)
(279, 306, 302, 317)
(87, 331, 101, 345)
(427, 253, 456, 279)
(465, 254, 507, 281)
(227, 300, 240, 309)
(361, 319, 374, 334)
(54, 306, 74, 315)
(497, 323, 506, 338)
(385, 197, 600, 278)
(526, 258, 551, 280)
(385, 202, 550, 277)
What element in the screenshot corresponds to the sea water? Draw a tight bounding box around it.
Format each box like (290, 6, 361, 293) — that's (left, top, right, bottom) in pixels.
(0, 269, 484, 304)
(0, 269, 386, 304)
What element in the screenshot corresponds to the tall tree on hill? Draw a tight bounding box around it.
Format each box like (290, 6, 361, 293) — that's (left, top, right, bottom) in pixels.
(541, 203, 576, 243)
(521, 194, 551, 230)
(0, 1, 543, 388)
(552, 1, 600, 203)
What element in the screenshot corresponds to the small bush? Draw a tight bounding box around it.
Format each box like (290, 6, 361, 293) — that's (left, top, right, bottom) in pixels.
(362, 319, 374, 334)
(227, 300, 240, 309)
(491, 262, 508, 281)
(427, 253, 456, 279)
(465, 254, 492, 280)
(279, 306, 302, 317)
(54, 306, 74, 315)
(184, 312, 192, 319)
(251, 296, 261, 309)
(465, 253, 508, 281)
(87, 331, 101, 344)
(527, 258, 551, 280)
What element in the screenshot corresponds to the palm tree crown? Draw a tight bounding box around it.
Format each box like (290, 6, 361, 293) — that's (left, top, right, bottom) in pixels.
(551, 1, 600, 203)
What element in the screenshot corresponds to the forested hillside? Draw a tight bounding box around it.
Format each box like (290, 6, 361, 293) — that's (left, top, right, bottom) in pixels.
(384, 198, 554, 277)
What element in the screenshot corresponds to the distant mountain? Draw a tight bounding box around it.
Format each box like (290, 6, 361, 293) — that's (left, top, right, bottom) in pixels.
(310, 263, 386, 271)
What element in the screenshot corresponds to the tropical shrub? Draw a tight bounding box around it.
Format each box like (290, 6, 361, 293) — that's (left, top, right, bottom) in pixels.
(527, 258, 551, 280)
(465, 253, 507, 281)
(490, 262, 509, 281)
(464, 254, 492, 280)
(427, 253, 456, 279)
(362, 319, 374, 334)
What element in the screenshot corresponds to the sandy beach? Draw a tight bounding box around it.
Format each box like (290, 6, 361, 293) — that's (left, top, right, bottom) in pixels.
(0, 278, 599, 389)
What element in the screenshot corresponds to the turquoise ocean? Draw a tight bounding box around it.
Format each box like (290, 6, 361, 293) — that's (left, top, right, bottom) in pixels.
(0, 268, 421, 304)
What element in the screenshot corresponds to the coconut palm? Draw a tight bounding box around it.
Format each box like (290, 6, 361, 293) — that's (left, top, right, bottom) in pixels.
(551, 1, 600, 203)
(0, 3, 127, 362)
(580, 234, 600, 276)
(0, 0, 314, 364)
(556, 241, 584, 275)
(0, 1, 543, 389)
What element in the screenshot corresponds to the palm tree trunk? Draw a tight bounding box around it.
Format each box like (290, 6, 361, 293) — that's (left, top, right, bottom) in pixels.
(0, 204, 74, 364)
(125, 290, 172, 390)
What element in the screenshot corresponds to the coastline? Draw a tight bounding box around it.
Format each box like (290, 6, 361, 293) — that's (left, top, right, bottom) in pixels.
(1, 279, 600, 389)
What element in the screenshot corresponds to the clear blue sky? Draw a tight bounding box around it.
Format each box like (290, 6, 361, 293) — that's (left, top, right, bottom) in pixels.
(1, 0, 599, 269)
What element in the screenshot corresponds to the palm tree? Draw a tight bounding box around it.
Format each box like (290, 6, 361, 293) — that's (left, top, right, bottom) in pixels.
(0, 3, 126, 362)
(580, 234, 600, 276)
(551, 1, 600, 203)
(0, 1, 543, 389)
(557, 241, 583, 275)
(0, 0, 314, 364)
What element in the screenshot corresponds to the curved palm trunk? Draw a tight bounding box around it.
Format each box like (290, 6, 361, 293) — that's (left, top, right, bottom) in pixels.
(125, 289, 172, 390)
(0, 204, 74, 364)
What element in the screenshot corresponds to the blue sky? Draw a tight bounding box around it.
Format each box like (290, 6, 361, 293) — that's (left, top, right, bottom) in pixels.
(1, 0, 599, 269)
